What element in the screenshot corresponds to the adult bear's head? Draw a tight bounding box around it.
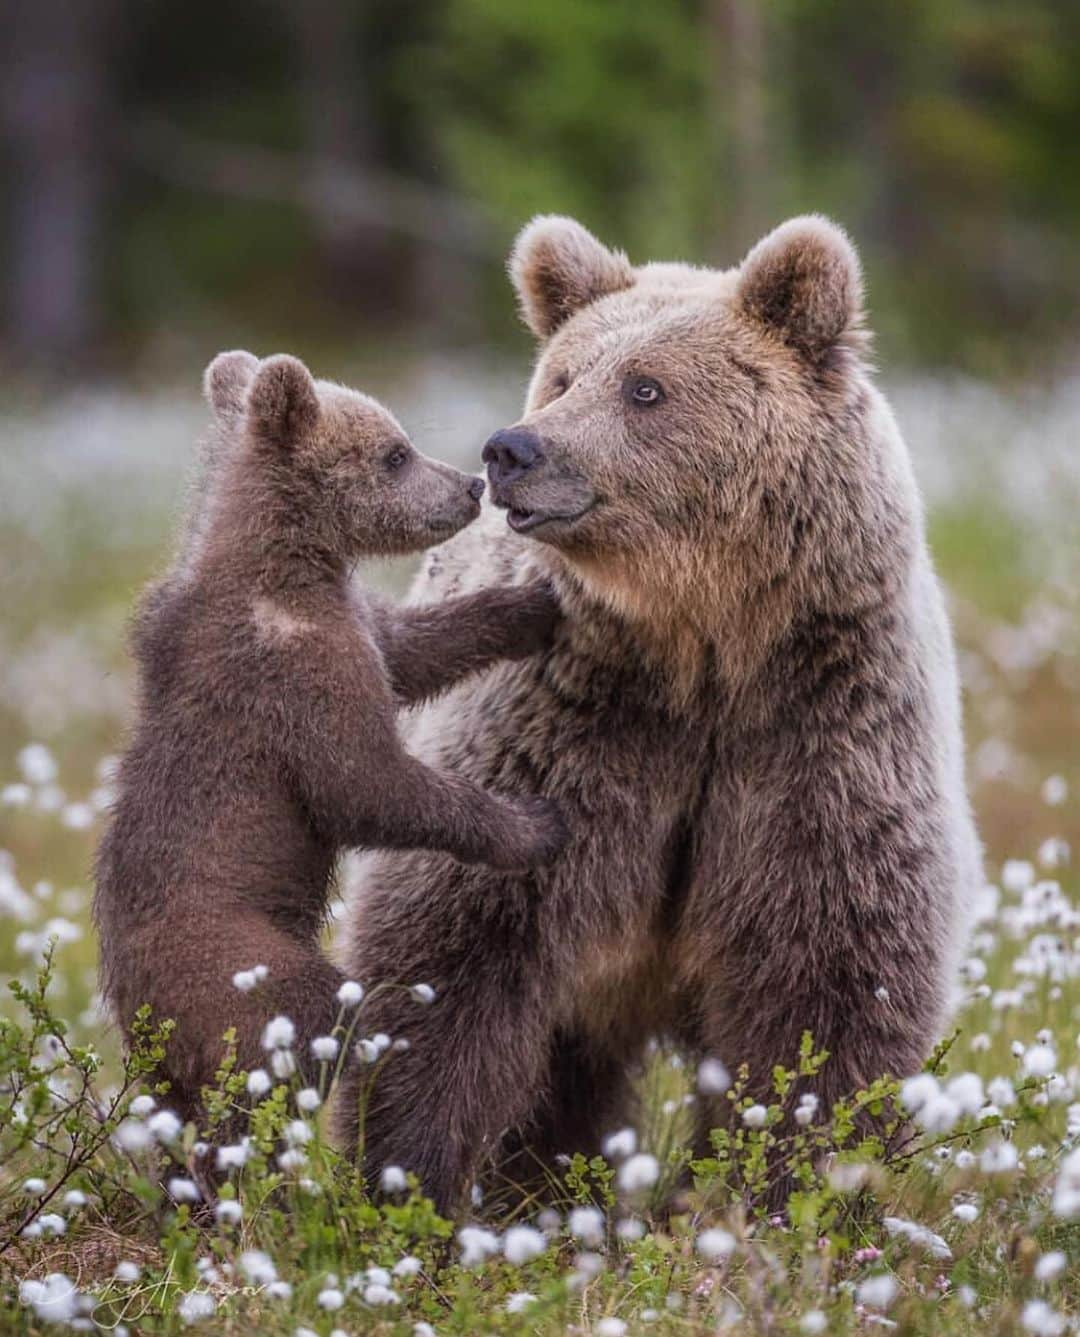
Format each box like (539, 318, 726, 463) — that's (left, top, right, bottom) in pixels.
(484, 214, 890, 667)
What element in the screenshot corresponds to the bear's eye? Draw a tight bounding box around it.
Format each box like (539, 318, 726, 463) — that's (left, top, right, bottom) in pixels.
(552, 372, 570, 396)
(626, 376, 664, 407)
(384, 444, 410, 471)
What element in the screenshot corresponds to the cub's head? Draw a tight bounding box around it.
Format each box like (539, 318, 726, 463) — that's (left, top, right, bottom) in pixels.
(205, 352, 485, 559)
(485, 214, 874, 634)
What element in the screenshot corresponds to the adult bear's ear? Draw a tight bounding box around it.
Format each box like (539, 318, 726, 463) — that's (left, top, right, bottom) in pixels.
(509, 215, 635, 340)
(203, 350, 260, 424)
(247, 355, 320, 450)
(736, 215, 865, 362)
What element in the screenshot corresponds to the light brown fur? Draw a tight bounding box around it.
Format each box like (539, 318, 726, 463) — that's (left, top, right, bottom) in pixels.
(332, 215, 981, 1215)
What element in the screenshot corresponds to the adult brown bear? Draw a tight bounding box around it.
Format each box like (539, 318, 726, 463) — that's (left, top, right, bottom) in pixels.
(335, 214, 981, 1214)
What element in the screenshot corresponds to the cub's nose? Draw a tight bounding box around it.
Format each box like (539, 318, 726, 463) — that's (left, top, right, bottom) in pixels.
(482, 426, 543, 487)
(467, 476, 485, 502)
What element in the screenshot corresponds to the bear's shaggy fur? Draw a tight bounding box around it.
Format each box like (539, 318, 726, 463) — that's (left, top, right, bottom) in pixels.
(334, 215, 981, 1213)
(94, 352, 565, 1125)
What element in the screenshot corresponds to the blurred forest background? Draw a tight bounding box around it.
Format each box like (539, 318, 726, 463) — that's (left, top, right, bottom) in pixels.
(2, 0, 1080, 378)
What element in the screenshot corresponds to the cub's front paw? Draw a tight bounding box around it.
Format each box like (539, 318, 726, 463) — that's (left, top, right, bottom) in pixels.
(506, 579, 563, 656)
(492, 794, 570, 871)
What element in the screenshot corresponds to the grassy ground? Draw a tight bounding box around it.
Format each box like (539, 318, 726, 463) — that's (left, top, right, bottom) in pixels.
(0, 371, 1077, 1333)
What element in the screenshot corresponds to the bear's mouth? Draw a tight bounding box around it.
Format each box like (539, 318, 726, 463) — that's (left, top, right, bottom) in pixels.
(506, 503, 594, 535)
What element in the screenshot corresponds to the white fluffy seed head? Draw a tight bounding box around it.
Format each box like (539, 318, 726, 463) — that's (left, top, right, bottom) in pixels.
(337, 980, 364, 1006)
(311, 1035, 339, 1061)
(617, 1153, 659, 1193)
(261, 1015, 295, 1050)
(503, 1225, 547, 1265)
(602, 1127, 637, 1160)
(380, 1165, 408, 1194)
(697, 1057, 731, 1094)
(697, 1228, 736, 1261)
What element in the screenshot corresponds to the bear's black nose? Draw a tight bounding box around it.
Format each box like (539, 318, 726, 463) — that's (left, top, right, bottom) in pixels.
(467, 476, 486, 501)
(482, 426, 543, 487)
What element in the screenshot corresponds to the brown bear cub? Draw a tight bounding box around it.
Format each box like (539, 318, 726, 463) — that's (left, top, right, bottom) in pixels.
(94, 352, 566, 1128)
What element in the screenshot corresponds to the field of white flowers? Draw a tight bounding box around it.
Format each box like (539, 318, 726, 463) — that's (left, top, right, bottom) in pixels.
(0, 362, 1077, 1334)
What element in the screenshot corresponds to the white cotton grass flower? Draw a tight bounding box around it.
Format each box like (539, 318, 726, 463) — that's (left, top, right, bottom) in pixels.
(246, 1068, 272, 1097)
(129, 1093, 156, 1118)
(741, 1103, 768, 1129)
(944, 1072, 984, 1116)
(61, 801, 94, 830)
(617, 1152, 659, 1193)
(987, 1075, 1016, 1107)
(568, 1205, 605, 1245)
(980, 1140, 1019, 1175)
(167, 1177, 200, 1203)
(507, 1292, 538, 1313)
(1034, 1250, 1066, 1282)
(238, 1250, 278, 1285)
(1041, 774, 1068, 806)
(1022, 1299, 1066, 1336)
(232, 969, 258, 992)
(148, 1109, 182, 1143)
(266, 1280, 292, 1300)
(262, 1015, 295, 1050)
(114, 1261, 141, 1282)
(217, 1140, 251, 1171)
(880, 1218, 952, 1263)
(317, 1287, 344, 1311)
(380, 1164, 408, 1194)
(296, 1087, 321, 1113)
(19, 1273, 80, 1324)
(393, 1255, 422, 1278)
(337, 980, 364, 1006)
(364, 1283, 399, 1305)
(696, 1227, 736, 1261)
(1023, 1043, 1057, 1078)
(271, 1048, 296, 1079)
(801, 1312, 828, 1334)
(36, 1213, 66, 1236)
(503, 1225, 546, 1265)
(697, 1057, 731, 1094)
(1, 782, 32, 808)
(22, 1177, 47, 1196)
(602, 1127, 637, 1160)
(409, 982, 436, 1004)
(856, 1273, 898, 1309)
(952, 1202, 979, 1223)
(414, 1325, 437, 1337)
(616, 1216, 645, 1241)
(312, 1035, 339, 1062)
(357, 1039, 380, 1063)
(795, 1092, 819, 1126)
(177, 1291, 216, 1325)
(215, 1199, 242, 1225)
(18, 743, 58, 786)
(596, 1320, 628, 1337)
(62, 1189, 87, 1211)
(1002, 859, 1035, 893)
(1051, 1146, 1080, 1218)
(458, 1225, 500, 1267)
(113, 1118, 153, 1152)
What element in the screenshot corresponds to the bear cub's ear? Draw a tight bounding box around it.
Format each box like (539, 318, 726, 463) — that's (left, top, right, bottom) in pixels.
(510, 215, 635, 340)
(247, 354, 321, 449)
(737, 215, 864, 362)
(203, 350, 260, 424)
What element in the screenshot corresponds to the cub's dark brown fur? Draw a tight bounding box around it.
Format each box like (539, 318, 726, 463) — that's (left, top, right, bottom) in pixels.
(94, 352, 565, 1125)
